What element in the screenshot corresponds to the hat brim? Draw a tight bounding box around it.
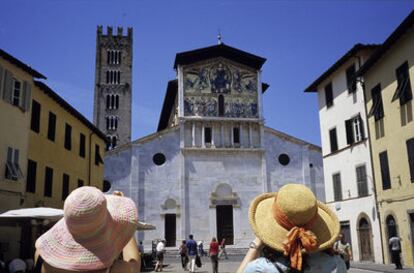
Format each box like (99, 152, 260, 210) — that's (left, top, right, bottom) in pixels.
(249, 193, 340, 253)
(35, 195, 137, 271)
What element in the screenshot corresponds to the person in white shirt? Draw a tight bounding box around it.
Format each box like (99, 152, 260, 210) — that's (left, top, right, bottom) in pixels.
(155, 240, 166, 272)
(389, 235, 403, 269)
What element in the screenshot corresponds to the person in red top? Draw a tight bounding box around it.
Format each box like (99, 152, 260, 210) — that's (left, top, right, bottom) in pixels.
(209, 237, 219, 273)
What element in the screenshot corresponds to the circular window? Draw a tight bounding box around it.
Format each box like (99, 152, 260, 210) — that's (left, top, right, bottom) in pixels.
(153, 153, 166, 166)
(278, 154, 290, 166)
(103, 180, 112, 192)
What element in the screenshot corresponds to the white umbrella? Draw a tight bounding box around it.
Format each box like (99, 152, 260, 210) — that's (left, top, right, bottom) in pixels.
(0, 207, 63, 220)
(137, 221, 156, 230)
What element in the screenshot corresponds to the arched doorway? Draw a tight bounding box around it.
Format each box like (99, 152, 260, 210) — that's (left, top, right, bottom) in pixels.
(386, 215, 397, 238)
(211, 184, 238, 245)
(386, 215, 398, 263)
(358, 216, 374, 261)
(162, 199, 178, 247)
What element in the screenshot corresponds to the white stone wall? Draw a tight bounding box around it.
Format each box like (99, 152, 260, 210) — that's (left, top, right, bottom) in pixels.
(316, 51, 383, 263)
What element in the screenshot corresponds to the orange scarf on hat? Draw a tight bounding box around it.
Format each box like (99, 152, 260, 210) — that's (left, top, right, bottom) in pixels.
(272, 195, 318, 271)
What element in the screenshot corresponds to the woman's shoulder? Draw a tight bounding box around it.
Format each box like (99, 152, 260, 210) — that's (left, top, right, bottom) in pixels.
(243, 257, 285, 273)
(306, 252, 347, 273)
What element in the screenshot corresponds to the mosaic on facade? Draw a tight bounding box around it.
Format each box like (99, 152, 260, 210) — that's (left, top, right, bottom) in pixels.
(183, 59, 259, 118)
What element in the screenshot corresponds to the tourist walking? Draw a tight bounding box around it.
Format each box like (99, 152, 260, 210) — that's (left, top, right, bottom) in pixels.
(155, 240, 166, 272)
(237, 183, 346, 273)
(209, 237, 220, 273)
(186, 234, 198, 273)
(333, 233, 353, 270)
(33, 187, 141, 273)
(179, 240, 189, 270)
(389, 235, 403, 269)
(218, 238, 228, 259)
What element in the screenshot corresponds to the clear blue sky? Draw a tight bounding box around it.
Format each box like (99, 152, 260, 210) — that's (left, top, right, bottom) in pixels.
(1, 1, 413, 145)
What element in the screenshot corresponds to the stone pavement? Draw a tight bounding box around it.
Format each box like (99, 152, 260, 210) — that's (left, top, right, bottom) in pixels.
(143, 255, 414, 273)
(351, 261, 414, 273)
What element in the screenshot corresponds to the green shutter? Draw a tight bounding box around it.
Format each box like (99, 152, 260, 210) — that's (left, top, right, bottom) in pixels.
(22, 81, 32, 111)
(2, 69, 13, 103)
(0, 64, 4, 98)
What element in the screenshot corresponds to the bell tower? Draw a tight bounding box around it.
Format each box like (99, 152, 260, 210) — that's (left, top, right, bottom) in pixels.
(93, 25, 132, 149)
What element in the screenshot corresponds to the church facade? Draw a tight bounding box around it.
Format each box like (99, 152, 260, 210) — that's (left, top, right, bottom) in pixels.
(104, 43, 324, 247)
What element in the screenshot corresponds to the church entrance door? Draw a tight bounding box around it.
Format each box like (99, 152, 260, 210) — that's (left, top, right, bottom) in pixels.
(216, 205, 234, 245)
(165, 213, 176, 247)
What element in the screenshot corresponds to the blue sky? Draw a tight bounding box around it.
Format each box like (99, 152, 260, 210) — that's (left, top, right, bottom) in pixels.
(0, 1, 412, 145)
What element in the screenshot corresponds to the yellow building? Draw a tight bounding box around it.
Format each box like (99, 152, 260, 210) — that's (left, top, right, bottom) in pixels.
(0, 49, 46, 260)
(0, 48, 107, 260)
(359, 11, 414, 267)
(26, 80, 107, 209)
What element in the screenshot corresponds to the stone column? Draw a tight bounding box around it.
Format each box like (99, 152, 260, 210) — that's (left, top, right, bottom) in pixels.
(211, 123, 215, 147)
(240, 123, 243, 148)
(192, 121, 195, 147)
(249, 123, 253, 148)
(220, 123, 224, 148)
(230, 122, 234, 147)
(202, 123, 205, 148)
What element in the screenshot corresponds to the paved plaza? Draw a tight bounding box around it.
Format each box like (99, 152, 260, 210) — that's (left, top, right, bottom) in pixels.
(143, 256, 414, 273)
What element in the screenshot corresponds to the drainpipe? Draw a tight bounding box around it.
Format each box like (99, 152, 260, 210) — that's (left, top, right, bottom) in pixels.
(355, 54, 385, 264)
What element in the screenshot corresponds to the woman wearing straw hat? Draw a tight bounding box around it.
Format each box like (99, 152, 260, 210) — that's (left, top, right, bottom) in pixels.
(33, 187, 141, 273)
(237, 184, 347, 273)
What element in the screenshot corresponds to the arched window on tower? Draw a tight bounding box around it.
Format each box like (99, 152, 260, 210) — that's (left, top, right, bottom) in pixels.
(106, 71, 109, 84)
(106, 117, 110, 130)
(110, 95, 115, 109)
(114, 117, 118, 129)
(115, 95, 119, 109)
(117, 71, 121, 84)
(112, 136, 117, 148)
(106, 95, 110, 109)
(218, 95, 225, 116)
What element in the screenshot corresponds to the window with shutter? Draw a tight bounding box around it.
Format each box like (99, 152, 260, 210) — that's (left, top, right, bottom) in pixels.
(79, 133, 86, 158)
(78, 179, 84, 188)
(329, 128, 338, 153)
(64, 123, 72, 150)
(5, 147, 22, 181)
(44, 166, 53, 197)
(356, 165, 368, 197)
(345, 119, 354, 145)
(95, 144, 103, 165)
(31, 100, 41, 133)
(379, 151, 391, 190)
(47, 112, 56, 141)
(368, 84, 384, 121)
(392, 61, 412, 105)
(12, 79, 21, 107)
(62, 174, 70, 201)
(332, 173, 342, 201)
(26, 159, 37, 193)
(3, 70, 13, 103)
(346, 64, 357, 93)
(406, 138, 414, 182)
(22, 81, 32, 111)
(325, 83, 334, 108)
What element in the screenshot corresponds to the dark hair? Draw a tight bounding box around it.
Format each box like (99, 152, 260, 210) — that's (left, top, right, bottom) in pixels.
(262, 246, 308, 273)
(182, 240, 186, 244)
(212, 237, 217, 242)
(189, 234, 194, 239)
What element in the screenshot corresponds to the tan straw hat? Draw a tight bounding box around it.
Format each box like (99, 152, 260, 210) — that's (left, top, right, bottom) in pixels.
(249, 184, 340, 270)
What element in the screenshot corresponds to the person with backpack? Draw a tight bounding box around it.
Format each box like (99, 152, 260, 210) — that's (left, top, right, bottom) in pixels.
(179, 240, 189, 270)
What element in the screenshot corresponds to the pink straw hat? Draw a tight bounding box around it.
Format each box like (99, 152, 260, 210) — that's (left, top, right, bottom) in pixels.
(35, 186, 138, 271)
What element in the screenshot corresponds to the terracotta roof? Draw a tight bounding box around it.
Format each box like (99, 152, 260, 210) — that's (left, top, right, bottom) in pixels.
(174, 43, 266, 70)
(34, 81, 107, 141)
(0, 49, 46, 79)
(357, 10, 414, 76)
(304, 43, 379, 93)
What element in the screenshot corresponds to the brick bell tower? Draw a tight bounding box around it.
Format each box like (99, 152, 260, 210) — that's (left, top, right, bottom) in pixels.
(93, 26, 132, 149)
